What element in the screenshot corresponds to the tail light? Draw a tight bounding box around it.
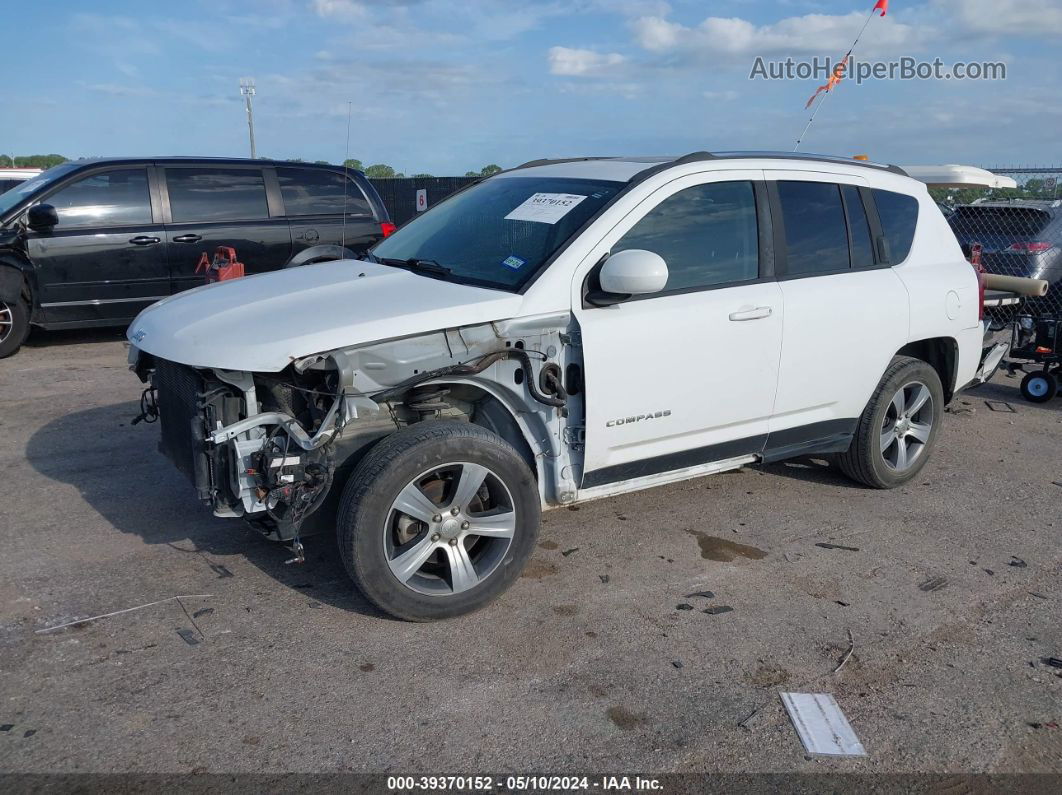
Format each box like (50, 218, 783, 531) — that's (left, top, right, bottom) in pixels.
(1007, 241, 1053, 253)
(380, 222, 397, 238)
(969, 243, 985, 322)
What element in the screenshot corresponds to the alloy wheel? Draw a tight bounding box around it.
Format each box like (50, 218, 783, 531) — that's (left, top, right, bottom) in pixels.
(384, 462, 517, 596)
(880, 381, 934, 472)
(0, 302, 12, 344)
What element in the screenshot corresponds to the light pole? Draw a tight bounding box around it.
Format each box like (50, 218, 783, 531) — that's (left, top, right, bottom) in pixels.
(239, 78, 257, 159)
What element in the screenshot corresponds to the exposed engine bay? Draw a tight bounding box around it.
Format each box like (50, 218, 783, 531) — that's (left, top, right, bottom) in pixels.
(130, 313, 579, 545)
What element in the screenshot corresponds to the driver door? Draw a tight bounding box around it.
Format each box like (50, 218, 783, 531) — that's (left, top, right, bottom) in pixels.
(573, 171, 784, 488)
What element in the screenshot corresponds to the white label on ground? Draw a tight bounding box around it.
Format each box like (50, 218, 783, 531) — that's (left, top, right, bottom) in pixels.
(504, 193, 587, 224)
(780, 692, 867, 757)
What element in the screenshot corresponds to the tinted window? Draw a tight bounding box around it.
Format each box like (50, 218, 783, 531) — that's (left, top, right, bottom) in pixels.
(613, 181, 759, 292)
(873, 189, 919, 263)
(44, 169, 152, 228)
(778, 181, 849, 275)
(371, 176, 622, 292)
(277, 168, 372, 216)
(0, 179, 22, 194)
(843, 185, 875, 269)
(166, 168, 269, 222)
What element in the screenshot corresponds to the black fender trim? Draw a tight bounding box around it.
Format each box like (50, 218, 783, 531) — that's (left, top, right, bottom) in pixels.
(285, 245, 356, 268)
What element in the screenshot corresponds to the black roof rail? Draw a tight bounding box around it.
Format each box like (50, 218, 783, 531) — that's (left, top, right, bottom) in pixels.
(629, 151, 718, 185)
(510, 156, 614, 171)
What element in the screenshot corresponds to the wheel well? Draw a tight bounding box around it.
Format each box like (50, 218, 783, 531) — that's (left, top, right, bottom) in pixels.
(896, 337, 958, 403)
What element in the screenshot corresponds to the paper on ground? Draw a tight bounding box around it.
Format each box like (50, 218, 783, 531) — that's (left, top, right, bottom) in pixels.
(780, 692, 867, 757)
(505, 193, 587, 224)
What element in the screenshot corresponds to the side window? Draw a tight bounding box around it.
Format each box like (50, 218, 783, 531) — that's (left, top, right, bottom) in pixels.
(44, 169, 152, 227)
(842, 185, 875, 269)
(613, 181, 759, 293)
(166, 168, 269, 223)
(276, 168, 372, 216)
(777, 181, 849, 276)
(873, 189, 919, 264)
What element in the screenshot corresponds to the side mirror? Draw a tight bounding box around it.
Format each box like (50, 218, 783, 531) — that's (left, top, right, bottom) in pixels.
(27, 203, 58, 229)
(598, 249, 668, 297)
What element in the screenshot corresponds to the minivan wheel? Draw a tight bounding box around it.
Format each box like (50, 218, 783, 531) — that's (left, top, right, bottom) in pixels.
(836, 356, 944, 489)
(0, 296, 30, 359)
(337, 420, 540, 621)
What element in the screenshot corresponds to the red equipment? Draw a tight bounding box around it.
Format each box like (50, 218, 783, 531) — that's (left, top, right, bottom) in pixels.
(195, 246, 246, 283)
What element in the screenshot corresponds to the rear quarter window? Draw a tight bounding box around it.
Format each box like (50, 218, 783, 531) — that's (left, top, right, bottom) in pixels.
(873, 189, 919, 264)
(277, 167, 372, 217)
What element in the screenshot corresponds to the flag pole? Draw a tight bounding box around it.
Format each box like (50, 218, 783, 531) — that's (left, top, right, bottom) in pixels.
(793, 4, 881, 151)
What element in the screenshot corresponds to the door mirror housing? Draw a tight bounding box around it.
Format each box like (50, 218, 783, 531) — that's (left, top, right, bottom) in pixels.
(27, 203, 59, 229)
(599, 249, 668, 296)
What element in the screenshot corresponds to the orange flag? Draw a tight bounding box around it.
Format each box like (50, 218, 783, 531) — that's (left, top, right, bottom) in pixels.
(805, 53, 850, 109)
(873, 0, 889, 16)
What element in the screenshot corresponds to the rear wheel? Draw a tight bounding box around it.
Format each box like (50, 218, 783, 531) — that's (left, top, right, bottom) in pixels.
(1021, 371, 1058, 403)
(836, 357, 944, 489)
(0, 295, 30, 359)
(337, 421, 540, 621)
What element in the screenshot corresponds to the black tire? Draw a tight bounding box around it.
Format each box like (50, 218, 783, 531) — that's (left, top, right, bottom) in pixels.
(836, 356, 945, 489)
(337, 420, 540, 621)
(0, 295, 30, 359)
(1020, 371, 1058, 403)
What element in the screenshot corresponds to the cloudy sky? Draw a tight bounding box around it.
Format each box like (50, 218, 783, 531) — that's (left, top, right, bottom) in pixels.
(6, 0, 1060, 173)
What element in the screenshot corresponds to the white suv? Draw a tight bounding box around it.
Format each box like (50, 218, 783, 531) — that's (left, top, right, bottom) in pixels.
(128, 152, 986, 620)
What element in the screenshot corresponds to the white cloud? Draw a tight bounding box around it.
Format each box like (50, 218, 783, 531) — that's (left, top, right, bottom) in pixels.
(548, 46, 627, 77)
(631, 11, 925, 59)
(311, 0, 368, 21)
(703, 90, 739, 101)
(935, 0, 1062, 36)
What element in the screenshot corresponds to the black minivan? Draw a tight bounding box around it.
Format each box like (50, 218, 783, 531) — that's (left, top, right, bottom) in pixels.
(0, 157, 394, 357)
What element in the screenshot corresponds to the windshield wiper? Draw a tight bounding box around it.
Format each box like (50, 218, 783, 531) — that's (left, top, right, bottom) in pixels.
(377, 257, 453, 280)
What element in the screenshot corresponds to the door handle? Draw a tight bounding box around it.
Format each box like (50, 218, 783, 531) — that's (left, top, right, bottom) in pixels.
(129, 236, 160, 246)
(173, 233, 203, 243)
(728, 306, 773, 322)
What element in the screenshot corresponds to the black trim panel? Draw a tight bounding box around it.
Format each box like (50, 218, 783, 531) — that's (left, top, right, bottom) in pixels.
(580, 418, 858, 488)
(582, 433, 768, 489)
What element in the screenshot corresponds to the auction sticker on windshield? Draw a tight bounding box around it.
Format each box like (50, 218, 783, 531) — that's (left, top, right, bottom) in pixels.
(505, 193, 587, 224)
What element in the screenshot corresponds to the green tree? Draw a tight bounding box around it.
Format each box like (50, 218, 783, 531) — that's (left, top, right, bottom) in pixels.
(364, 163, 396, 179)
(410, 173, 435, 179)
(14, 154, 67, 169)
(314, 160, 332, 165)
(479, 164, 502, 176)
(0, 155, 12, 167)
(343, 158, 364, 171)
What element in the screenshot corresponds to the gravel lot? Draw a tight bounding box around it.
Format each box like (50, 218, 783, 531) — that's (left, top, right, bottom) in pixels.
(1, 329, 1060, 776)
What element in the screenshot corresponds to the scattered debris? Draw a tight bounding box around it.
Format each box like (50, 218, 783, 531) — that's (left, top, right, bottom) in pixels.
(35, 595, 214, 634)
(1029, 592, 1048, 600)
(985, 400, 1016, 413)
(676, 604, 695, 611)
(23, 730, 36, 739)
(307, 601, 323, 609)
(1052, 482, 1062, 489)
(780, 693, 867, 757)
(1028, 722, 1060, 730)
(835, 601, 850, 607)
(834, 629, 855, 674)
(0, 725, 13, 732)
(567, 505, 580, 511)
(919, 576, 949, 592)
(685, 591, 716, 599)
(192, 607, 214, 619)
(1009, 557, 1028, 569)
(703, 606, 734, 615)
(561, 547, 580, 557)
(359, 663, 375, 672)
(539, 540, 559, 550)
(1043, 658, 1062, 670)
(686, 529, 766, 561)
(176, 628, 200, 646)
(945, 405, 975, 415)
(815, 543, 860, 552)
(607, 706, 648, 731)
(599, 574, 610, 584)
(209, 563, 234, 578)
(671, 660, 684, 669)
(984, 569, 995, 576)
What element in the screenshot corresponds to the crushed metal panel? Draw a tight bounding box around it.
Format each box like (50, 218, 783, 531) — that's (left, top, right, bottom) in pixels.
(780, 692, 867, 757)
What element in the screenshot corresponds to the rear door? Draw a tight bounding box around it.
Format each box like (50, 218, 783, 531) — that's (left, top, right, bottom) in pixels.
(160, 164, 292, 295)
(275, 166, 382, 259)
(765, 172, 909, 447)
(25, 166, 168, 325)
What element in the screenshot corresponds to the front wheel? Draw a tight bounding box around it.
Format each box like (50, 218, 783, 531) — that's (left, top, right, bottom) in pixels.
(0, 296, 30, 359)
(337, 421, 540, 621)
(836, 356, 944, 489)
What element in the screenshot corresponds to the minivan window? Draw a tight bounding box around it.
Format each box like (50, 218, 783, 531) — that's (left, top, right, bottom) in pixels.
(44, 169, 152, 228)
(842, 185, 875, 269)
(277, 168, 371, 216)
(873, 189, 919, 263)
(613, 181, 759, 292)
(0, 163, 79, 218)
(778, 181, 850, 276)
(166, 168, 269, 223)
(370, 176, 623, 291)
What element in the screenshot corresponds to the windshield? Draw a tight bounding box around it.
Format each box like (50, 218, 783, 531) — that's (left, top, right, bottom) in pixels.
(370, 176, 624, 291)
(0, 163, 80, 218)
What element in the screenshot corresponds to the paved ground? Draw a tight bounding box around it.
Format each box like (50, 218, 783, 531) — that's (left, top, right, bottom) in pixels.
(1, 328, 1060, 775)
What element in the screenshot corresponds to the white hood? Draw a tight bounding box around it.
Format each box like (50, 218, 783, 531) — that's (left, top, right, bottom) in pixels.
(128, 260, 524, 372)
